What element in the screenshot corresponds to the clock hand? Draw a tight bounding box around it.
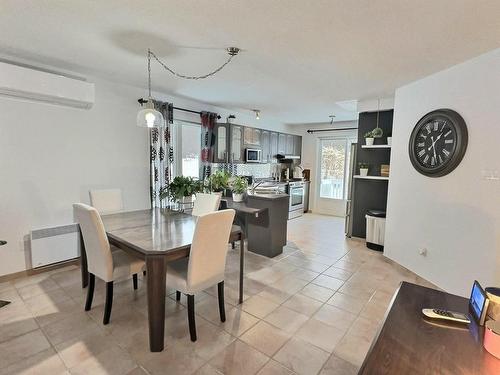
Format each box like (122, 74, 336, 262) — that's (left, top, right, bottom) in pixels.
(428, 136, 435, 151)
(428, 132, 444, 151)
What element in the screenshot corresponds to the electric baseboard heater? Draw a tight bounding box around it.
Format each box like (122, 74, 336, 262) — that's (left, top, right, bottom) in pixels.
(30, 224, 81, 268)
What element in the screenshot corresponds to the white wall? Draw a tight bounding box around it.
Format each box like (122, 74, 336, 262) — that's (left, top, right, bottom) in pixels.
(0, 63, 289, 277)
(288, 121, 358, 215)
(385, 48, 500, 296)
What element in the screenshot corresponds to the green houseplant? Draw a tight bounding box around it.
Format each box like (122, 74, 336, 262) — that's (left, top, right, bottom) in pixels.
(207, 170, 230, 194)
(229, 176, 248, 202)
(364, 131, 374, 146)
(359, 162, 369, 177)
(160, 176, 202, 205)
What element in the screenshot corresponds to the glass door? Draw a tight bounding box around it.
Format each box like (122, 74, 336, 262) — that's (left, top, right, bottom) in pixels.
(315, 131, 357, 216)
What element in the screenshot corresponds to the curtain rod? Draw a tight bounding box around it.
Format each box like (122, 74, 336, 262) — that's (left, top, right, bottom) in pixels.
(307, 127, 358, 134)
(137, 98, 221, 119)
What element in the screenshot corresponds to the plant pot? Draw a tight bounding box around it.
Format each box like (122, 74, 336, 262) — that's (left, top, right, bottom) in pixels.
(387, 137, 392, 146)
(365, 137, 374, 146)
(232, 192, 244, 202)
(360, 168, 369, 177)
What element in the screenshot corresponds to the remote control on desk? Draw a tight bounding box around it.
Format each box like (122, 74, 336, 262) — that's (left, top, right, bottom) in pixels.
(422, 308, 471, 324)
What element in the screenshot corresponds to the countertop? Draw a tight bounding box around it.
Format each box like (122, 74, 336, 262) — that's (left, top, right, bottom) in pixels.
(222, 193, 289, 216)
(246, 192, 289, 200)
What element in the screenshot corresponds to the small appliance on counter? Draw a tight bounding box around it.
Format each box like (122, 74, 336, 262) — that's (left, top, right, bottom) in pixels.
(293, 165, 304, 179)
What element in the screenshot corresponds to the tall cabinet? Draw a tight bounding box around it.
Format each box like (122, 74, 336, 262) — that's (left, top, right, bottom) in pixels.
(351, 110, 393, 238)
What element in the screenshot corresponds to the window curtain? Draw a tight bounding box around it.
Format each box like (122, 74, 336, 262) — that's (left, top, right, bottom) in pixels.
(200, 111, 218, 178)
(150, 101, 174, 208)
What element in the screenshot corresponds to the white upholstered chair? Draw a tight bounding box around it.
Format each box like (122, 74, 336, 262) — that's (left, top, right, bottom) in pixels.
(89, 188, 123, 214)
(191, 193, 221, 216)
(167, 209, 235, 341)
(73, 203, 144, 324)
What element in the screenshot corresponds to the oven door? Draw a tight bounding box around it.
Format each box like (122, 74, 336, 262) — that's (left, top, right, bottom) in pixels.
(289, 186, 304, 210)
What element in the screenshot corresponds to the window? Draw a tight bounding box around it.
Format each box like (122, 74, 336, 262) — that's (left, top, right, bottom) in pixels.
(319, 136, 357, 200)
(173, 121, 201, 179)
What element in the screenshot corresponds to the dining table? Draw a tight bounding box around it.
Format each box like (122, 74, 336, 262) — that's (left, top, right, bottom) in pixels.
(78, 208, 244, 352)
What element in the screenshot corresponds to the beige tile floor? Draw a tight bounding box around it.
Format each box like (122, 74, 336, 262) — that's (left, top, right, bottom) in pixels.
(0, 214, 435, 375)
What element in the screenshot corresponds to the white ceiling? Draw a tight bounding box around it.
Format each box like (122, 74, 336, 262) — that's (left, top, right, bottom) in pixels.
(1, 0, 499, 124)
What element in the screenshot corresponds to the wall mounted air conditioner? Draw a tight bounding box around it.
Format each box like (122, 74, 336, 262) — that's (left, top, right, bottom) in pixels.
(0, 61, 95, 109)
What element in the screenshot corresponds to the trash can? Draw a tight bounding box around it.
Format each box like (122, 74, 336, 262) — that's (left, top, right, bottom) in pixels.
(365, 210, 386, 252)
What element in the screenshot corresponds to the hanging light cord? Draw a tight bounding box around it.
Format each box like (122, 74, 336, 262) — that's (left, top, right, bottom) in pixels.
(148, 47, 239, 81)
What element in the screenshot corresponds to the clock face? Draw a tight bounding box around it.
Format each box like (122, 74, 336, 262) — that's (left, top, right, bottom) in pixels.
(409, 109, 468, 177)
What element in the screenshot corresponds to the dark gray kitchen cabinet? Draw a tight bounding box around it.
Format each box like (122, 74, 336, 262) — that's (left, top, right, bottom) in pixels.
(213, 123, 229, 163)
(243, 127, 261, 147)
(270, 132, 278, 163)
(230, 125, 244, 163)
(293, 135, 302, 157)
(261, 130, 270, 163)
(278, 133, 286, 154)
(286, 134, 294, 154)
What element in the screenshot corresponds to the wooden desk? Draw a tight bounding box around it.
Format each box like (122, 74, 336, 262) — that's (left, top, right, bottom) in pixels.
(79, 209, 244, 352)
(360, 282, 500, 374)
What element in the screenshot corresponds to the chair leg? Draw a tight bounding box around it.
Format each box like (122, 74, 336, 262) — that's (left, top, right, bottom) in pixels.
(133, 274, 138, 290)
(176, 291, 181, 301)
(187, 295, 197, 342)
(217, 281, 226, 322)
(103, 281, 114, 325)
(84, 273, 95, 311)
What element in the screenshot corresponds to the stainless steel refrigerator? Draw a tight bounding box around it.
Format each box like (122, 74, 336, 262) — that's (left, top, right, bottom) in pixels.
(345, 142, 357, 237)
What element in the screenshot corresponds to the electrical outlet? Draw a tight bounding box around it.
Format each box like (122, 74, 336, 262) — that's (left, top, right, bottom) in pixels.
(419, 248, 428, 256)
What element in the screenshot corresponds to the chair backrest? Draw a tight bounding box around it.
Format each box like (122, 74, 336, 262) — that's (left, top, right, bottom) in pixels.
(89, 188, 123, 214)
(191, 193, 221, 216)
(187, 209, 235, 290)
(73, 203, 113, 282)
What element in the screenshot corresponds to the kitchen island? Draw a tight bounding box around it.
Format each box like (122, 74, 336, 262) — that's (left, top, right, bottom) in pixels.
(223, 192, 289, 258)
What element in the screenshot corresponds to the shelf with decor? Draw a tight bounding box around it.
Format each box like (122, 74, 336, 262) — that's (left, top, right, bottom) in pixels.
(354, 175, 389, 180)
(361, 144, 391, 149)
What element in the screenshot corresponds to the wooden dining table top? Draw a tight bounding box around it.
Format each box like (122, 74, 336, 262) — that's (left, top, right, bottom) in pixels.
(100, 208, 242, 255)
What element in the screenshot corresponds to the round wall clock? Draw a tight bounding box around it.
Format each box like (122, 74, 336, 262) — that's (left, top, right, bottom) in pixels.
(409, 109, 468, 177)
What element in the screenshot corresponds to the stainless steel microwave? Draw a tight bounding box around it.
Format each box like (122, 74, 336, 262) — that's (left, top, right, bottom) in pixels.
(245, 148, 262, 163)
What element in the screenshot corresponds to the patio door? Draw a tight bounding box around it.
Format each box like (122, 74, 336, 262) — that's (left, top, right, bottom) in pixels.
(315, 134, 356, 216)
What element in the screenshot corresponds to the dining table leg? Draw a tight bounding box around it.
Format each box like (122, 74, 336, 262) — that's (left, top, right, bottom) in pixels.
(239, 233, 245, 304)
(146, 254, 167, 352)
(79, 229, 89, 288)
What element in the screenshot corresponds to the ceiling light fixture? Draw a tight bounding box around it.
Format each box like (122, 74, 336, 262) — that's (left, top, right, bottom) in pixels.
(329, 114, 336, 125)
(137, 50, 164, 128)
(253, 109, 260, 120)
(137, 47, 240, 128)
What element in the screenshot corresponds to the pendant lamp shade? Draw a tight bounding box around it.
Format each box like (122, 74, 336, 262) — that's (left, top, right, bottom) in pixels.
(137, 99, 164, 128)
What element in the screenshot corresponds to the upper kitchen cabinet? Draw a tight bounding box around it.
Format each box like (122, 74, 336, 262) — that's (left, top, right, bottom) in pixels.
(261, 130, 270, 163)
(270, 132, 278, 163)
(213, 123, 229, 163)
(230, 125, 244, 163)
(286, 134, 294, 154)
(278, 133, 286, 154)
(293, 135, 302, 156)
(243, 127, 261, 147)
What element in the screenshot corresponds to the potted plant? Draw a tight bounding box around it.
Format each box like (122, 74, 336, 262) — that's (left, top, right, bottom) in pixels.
(160, 176, 201, 208)
(229, 176, 248, 202)
(359, 162, 369, 177)
(364, 131, 375, 146)
(207, 170, 230, 195)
